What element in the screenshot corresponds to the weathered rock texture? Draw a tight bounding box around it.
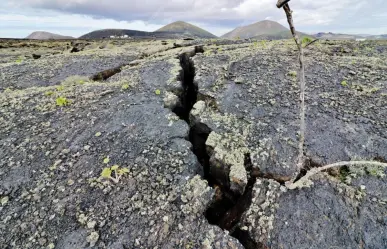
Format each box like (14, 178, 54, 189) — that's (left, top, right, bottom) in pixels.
(0, 38, 386, 249)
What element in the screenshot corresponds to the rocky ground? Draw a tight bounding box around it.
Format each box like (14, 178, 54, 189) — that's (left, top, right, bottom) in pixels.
(0, 38, 386, 249)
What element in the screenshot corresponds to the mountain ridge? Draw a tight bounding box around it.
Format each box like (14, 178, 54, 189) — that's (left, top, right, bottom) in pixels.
(79, 21, 216, 39)
(26, 31, 74, 40)
(222, 20, 288, 39)
(156, 21, 217, 38)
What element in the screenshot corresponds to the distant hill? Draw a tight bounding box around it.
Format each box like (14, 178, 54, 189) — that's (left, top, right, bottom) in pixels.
(79, 29, 163, 39)
(222, 20, 288, 39)
(80, 23, 216, 39)
(314, 32, 387, 40)
(156, 21, 217, 39)
(26, 31, 74, 40)
(314, 32, 363, 40)
(252, 30, 312, 40)
(367, 34, 387, 40)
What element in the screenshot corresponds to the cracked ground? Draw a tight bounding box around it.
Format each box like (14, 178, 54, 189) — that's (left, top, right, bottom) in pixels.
(0, 38, 386, 249)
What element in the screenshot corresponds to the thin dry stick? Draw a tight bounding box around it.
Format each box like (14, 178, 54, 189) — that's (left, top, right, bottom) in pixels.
(304, 39, 319, 48)
(286, 161, 387, 190)
(282, 3, 306, 173)
(276, 1, 387, 190)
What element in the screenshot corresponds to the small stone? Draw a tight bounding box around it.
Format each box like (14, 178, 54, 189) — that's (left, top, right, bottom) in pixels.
(62, 149, 70, 154)
(163, 92, 179, 109)
(78, 214, 88, 225)
(235, 77, 244, 84)
(87, 231, 99, 247)
(39, 238, 47, 246)
(190, 101, 206, 118)
(84, 145, 91, 151)
(87, 221, 97, 229)
(67, 179, 74, 186)
(47, 243, 55, 249)
(1, 196, 9, 206)
(95, 132, 102, 137)
(32, 54, 42, 59)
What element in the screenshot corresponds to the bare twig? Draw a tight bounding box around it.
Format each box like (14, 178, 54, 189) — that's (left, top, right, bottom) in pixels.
(276, 1, 387, 191)
(282, 3, 306, 173)
(286, 161, 387, 190)
(304, 39, 319, 48)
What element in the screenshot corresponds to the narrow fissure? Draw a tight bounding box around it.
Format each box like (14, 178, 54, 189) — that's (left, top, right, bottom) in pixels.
(171, 46, 258, 248)
(171, 46, 203, 121)
(90, 65, 124, 82)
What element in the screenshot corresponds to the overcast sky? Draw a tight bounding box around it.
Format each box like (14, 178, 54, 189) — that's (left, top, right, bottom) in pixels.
(1, 0, 386, 38)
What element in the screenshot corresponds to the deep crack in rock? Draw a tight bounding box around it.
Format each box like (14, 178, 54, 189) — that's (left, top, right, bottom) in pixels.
(172, 46, 203, 121)
(171, 45, 259, 248)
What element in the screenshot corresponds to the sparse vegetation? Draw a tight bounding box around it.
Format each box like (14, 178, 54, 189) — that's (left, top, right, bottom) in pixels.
(15, 56, 23, 64)
(62, 75, 90, 86)
(56, 85, 65, 91)
(288, 71, 297, 77)
(45, 91, 55, 96)
(367, 166, 386, 177)
(302, 37, 313, 44)
(56, 96, 70, 106)
(341, 80, 348, 86)
(121, 83, 130, 90)
(103, 156, 110, 164)
(204, 49, 212, 56)
(100, 165, 130, 183)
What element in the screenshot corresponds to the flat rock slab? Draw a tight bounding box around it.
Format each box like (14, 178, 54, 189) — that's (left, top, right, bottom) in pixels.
(242, 172, 387, 249)
(193, 40, 387, 177)
(0, 39, 243, 248)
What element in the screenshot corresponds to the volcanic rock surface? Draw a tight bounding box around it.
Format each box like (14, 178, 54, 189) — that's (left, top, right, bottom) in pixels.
(0, 38, 386, 249)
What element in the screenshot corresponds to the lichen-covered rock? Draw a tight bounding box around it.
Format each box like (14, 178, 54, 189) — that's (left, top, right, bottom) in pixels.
(240, 172, 387, 249)
(241, 179, 285, 244)
(163, 91, 180, 109)
(206, 131, 249, 195)
(1, 38, 386, 249)
(190, 100, 206, 124)
(0, 39, 244, 249)
(180, 175, 214, 215)
(193, 40, 387, 178)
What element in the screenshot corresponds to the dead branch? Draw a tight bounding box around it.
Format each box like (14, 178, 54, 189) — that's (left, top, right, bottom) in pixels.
(281, 3, 306, 173)
(286, 161, 387, 190)
(304, 39, 319, 48)
(276, 1, 387, 191)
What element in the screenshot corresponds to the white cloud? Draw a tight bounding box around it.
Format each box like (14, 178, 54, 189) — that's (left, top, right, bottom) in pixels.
(1, 0, 387, 37)
(0, 8, 164, 38)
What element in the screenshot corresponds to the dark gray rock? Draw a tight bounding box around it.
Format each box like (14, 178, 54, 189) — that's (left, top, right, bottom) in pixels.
(1, 38, 386, 249)
(242, 175, 387, 249)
